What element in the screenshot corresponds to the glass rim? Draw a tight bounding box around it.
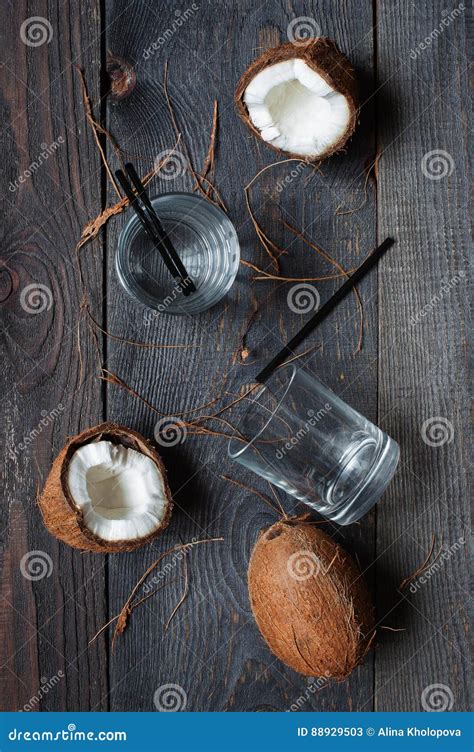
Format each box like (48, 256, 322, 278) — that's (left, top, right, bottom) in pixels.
(118, 191, 235, 249)
(116, 192, 240, 314)
(227, 363, 298, 460)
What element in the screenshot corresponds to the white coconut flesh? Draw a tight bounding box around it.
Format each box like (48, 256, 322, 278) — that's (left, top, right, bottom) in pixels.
(244, 59, 351, 158)
(67, 440, 168, 541)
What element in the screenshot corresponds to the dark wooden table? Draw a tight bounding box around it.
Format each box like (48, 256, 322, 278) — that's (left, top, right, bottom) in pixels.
(1, 0, 470, 713)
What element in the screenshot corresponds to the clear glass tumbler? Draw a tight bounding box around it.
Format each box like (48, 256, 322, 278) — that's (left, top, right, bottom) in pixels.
(116, 193, 240, 315)
(228, 365, 399, 525)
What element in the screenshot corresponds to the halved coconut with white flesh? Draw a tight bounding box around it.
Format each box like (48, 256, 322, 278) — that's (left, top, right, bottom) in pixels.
(39, 423, 173, 552)
(235, 38, 358, 161)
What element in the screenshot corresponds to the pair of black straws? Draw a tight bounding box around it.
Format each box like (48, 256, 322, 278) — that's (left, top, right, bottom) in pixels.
(116, 162, 196, 296)
(118, 161, 394, 384)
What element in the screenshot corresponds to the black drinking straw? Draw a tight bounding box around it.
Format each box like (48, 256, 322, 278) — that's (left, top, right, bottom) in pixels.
(255, 237, 395, 384)
(115, 164, 196, 296)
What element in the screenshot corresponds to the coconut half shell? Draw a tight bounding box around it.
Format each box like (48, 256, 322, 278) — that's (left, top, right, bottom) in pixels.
(235, 38, 358, 161)
(248, 519, 375, 678)
(38, 422, 173, 553)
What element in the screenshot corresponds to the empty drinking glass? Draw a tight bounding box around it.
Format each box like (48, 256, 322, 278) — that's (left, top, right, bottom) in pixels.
(228, 364, 399, 525)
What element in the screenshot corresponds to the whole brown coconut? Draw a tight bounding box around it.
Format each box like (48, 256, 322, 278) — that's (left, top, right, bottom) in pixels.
(39, 422, 173, 553)
(248, 519, 375, 678)
(235, 38, 358, 161)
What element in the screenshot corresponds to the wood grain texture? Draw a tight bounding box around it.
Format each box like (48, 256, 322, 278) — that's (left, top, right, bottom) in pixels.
(0, 0, 108, 711)
(374, 0, 471, 712)
(0, 0, 471, 714)
(102, 0, 378, 712)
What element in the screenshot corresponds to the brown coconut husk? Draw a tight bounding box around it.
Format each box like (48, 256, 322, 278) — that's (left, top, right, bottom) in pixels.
(248, 519, 375, 678)
(38, 422, 173, 553)
(235, 38, 358, 162)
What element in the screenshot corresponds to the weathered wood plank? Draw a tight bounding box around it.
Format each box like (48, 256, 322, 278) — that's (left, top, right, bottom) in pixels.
(103, 0, 377, 711)
(0, 0, 108, 711)
(3, 0, 469, 715)
(375, 0, 471, 712)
